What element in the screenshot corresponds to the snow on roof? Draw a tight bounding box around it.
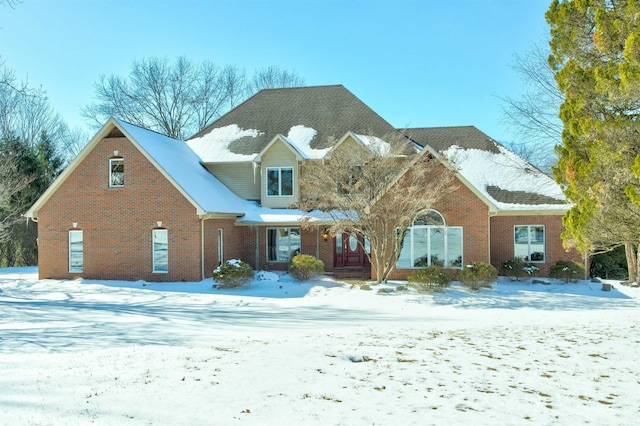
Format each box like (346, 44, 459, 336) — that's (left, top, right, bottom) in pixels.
(236, 201, 332, 225)
(116, 119, 246, 215)
(186, 124, 261, 163)
(285, 125, 330, 159)
(444, 144, 569, 211)
(355, 134, 391, 156)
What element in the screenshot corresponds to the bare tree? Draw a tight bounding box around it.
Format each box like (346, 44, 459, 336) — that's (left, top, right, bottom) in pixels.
(247, 66, 305, 95)
(82, 56, 243, 139)
(500, 41, 564, 173)
(298, 134, 456, 283)
(0, 154, 33, 243)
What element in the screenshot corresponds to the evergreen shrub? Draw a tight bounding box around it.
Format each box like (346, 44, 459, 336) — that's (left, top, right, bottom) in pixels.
(458, 262, 498, 290)
(407, 265, 451, 292)
(549, 260, 585, 283)
(213, 259, 254, 288)
(289, 254, 325, 281)
(501, 257, 539, 281)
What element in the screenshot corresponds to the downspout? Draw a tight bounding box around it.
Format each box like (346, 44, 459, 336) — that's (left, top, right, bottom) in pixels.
(488, 210, 498, 266)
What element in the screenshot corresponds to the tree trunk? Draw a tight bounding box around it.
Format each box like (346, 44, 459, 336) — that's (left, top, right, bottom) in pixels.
(624, 242, 637, 283)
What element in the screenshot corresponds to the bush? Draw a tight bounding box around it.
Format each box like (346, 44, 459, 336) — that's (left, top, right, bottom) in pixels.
(407, 265, 451, 292)
(549, 260, 585, 283)
(501, 257, 539, 281)
(289, 254, 325, 281)
(213, 259, 254, 288)
(458, 262, 498, 290)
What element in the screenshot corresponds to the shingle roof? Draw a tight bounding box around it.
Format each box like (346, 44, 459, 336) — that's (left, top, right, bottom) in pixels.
(401, 126, 501, 153)
(402, 126, 567, 209)
(188, 85, 405, 162)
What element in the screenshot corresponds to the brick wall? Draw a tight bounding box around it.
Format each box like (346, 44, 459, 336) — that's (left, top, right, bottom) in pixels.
(490, 214, 583, 277)
(387, 175, 490, 280)
(202, 218, 244, 277)
(37, 136, 203, 282)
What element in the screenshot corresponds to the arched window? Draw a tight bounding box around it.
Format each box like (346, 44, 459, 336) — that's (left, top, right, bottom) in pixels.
(413, 209, 445, 227)
(397, 209, 463, 269)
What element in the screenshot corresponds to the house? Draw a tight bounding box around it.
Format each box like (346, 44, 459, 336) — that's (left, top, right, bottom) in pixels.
(25, 85, 581, 281)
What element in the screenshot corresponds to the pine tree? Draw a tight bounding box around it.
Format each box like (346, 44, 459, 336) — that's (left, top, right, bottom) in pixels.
(547, 0, 640, 281)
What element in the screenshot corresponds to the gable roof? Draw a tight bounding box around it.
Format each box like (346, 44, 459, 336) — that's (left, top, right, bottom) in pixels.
(26, 118, 246, 220)
(187, 85, 403, 163)
(404, 126, 568, 213)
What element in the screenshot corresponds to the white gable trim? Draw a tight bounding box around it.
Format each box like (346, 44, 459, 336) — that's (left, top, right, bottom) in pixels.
(253, 134, 307, 162)
(25, 117, 212, 220)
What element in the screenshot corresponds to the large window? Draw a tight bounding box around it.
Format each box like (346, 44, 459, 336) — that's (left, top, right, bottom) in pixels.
(69, 230, 83, 273)
(266, 167, 293, 197)
(109, 158, 124, 187)
(152, 229, 169, 273)
(397, 210, 463, 269)
(514, 225, 545, 262)
(267, 227, 301, 262)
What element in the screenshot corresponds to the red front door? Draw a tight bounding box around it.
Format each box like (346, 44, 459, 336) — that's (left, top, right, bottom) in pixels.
(334, 231, 369, 268)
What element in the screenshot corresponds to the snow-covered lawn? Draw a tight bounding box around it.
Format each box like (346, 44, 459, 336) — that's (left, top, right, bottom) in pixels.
(1, 267, 639, 425)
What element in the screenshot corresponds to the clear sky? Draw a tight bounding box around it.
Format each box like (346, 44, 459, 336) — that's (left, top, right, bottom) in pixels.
(0, 0, 551, 144)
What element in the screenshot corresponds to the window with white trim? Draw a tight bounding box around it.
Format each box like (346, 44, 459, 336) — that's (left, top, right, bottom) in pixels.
(109, 158, 124, 187)
(514, 225, 545, 262)
(217, 228, 224, 266)
(267, 227, 301, 262)
(69, 230, 83, 273)
(266, 167, 293, 197)
(397, 210, 463, 269)
(152, 229, 168, 273)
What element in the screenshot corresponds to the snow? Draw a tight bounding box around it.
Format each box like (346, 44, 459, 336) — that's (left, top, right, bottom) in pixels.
(1, 266, 639, 425)
(117, 119, 246, 215)
(186, 124, 262, 163)
(285, 125, 331, 159)
(355, 133, 392, 156)
(236, 200, 333, 224)
(444, 144, 568, 211)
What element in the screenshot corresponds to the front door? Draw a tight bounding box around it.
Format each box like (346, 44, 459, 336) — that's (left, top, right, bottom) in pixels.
(334, 231, 369, 268)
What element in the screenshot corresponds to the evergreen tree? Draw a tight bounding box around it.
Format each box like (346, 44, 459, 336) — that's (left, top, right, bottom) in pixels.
(546, 0, 640, 281)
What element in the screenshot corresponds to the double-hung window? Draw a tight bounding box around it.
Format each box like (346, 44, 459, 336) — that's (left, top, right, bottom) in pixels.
(267, 227, 301, 262)
(109, 158, 124, 187)
(69, 230, 84, 273)
(514, 225, 545, 262)
(266, 167, 293, 197)
(152, 229, 169, 273)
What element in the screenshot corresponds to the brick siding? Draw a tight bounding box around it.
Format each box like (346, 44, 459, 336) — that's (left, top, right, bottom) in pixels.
(37, 136, 203, 282)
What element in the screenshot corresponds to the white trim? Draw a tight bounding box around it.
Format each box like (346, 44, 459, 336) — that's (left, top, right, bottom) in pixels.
(217, 228, 224, 266)
(68, 230, 83, 273)
(152, 229, 169, 273)
(265, 166, 294, 197)
(514, 224, 546, 263)
(109, 158, 124, 188)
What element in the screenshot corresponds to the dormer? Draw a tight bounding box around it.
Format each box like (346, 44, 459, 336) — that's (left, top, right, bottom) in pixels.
(255, 135, 307, 208)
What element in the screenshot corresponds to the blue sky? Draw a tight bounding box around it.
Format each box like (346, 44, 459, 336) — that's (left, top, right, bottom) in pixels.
(0, 0, 551, 143)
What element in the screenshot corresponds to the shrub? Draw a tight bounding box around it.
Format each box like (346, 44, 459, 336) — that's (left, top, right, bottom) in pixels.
(458, 262, 498, 290)
(549, 260, 585, 283)
(501, 257, 539, 281)
(407, 265, 451, 292)
(289, 254, 325, 281)
(213, 259, 254, 288)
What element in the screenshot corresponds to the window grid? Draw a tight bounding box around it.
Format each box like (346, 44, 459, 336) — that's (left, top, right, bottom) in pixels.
(109, 158, 124, 187)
